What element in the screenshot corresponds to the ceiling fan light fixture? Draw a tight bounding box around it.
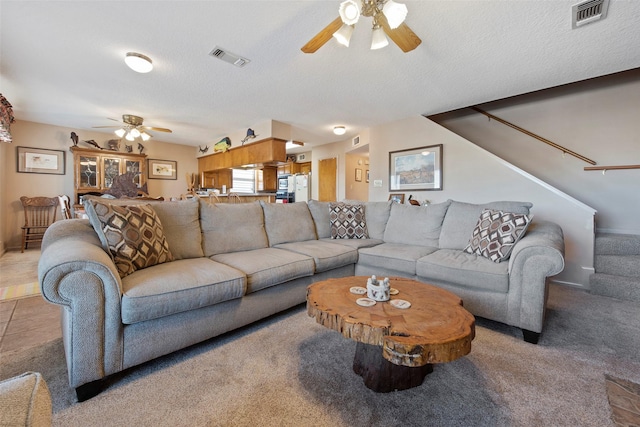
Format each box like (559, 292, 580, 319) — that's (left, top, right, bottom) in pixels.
(338, 0, 360, 25)
(124, 52, 153, 73)
(382, 0, 408, 29)
(333, 24, 354, 47)
(333, 126, 346, 135)
(115, 128, 126, 138)
(129, 128, 141, 138)
(371, 26, 389, 50)
(125, 132, 135, 142)
(140, 131, 151, 141)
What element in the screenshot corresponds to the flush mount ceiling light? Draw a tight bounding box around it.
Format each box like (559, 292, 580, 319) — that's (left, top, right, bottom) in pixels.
(124, 52, 153, 73)
(333, 126, 346, 135)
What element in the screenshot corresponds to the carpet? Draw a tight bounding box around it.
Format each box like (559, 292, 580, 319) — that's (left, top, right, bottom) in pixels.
(0, 282, 40, 301)
(1, 284, 639, 426)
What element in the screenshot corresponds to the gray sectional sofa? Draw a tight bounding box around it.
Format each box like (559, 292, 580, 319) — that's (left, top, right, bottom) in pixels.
(38, 197, 564, 400)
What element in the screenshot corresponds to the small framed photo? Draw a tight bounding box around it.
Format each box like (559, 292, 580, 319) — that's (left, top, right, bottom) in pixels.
(389, 144, 443, 191)
(17, 146, 65, 175)
(355, 168, 362, 182)
(388, 193, 405, 204)
(148, 159, 177, 180)
(366, 170, 370, 183)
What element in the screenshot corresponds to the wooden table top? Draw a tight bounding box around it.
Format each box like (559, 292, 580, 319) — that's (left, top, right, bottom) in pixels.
(307, 276, 476, 368)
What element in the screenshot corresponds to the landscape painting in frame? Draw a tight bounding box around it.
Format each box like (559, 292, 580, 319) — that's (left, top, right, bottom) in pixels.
(17, 146, 65, 175)
(148, 159, 177, 180)
(389, 144, 442, 191)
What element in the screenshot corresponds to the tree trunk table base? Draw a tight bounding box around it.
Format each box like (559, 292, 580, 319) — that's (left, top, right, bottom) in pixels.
(353, 342, 434, 392)
(307, 276, 475, 393)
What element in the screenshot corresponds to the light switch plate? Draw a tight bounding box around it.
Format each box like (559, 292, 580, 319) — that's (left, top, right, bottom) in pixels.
(373, 179, 383, 188)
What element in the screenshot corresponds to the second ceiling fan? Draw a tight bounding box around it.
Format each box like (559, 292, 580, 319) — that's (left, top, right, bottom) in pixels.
(301, 0, 422, 53)
(93, 114, 172, 142)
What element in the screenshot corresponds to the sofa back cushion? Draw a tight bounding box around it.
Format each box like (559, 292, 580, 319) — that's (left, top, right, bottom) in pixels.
(342, 200, 393, 240)
(439, 200, 533, 250)
(260, 201, 317, 246)
(200, 200, 269, 256)
(382, 200, 451, 247)
(307, 199, 331, 239)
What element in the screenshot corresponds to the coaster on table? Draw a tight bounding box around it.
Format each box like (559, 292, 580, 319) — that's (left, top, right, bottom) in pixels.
(390, 299, 411, 309)
(350, 286, 367, 295)
(390, 288, 399, 295)
(356, 298, 376, 307)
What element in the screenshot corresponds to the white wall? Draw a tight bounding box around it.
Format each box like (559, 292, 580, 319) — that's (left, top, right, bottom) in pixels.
(367, 116, 595, 287)
(433, 68, 640, 235)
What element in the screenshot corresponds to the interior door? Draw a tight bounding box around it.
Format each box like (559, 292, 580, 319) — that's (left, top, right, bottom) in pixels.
(318, 157, 337, 202)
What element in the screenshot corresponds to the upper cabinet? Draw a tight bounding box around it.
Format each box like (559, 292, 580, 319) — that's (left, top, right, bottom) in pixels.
(70, 147, 147, 203)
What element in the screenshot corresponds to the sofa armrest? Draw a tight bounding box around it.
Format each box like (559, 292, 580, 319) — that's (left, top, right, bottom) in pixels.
(506, 220, 565, 333)
(38, 220, 124, 389)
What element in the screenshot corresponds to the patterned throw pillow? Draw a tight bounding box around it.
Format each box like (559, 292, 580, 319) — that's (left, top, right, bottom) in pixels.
(329, 202, 369, 239)
(463, 209, 532, 263)
(89, 201, 174, 278)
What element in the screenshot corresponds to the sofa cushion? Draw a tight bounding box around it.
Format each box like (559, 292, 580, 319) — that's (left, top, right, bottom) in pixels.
(84, 196, 203, 260)
(358, 243, 439, 275)
(275, 240, 358, 273)
(121, 258, 246, 324)
(0, 372, 52, 427)
(439, 200, 533, 250)
(329, 202, 369, 239)
(212, 248, 315, 294)
(382, 200, 451, 247)
(261, 201, 317, 245)
(343, 200, 392, 240)
(307, 199, 331, 239)
(200, 201, 269, 256)
(85, 200, 173, 278)
(320, 237, 384, 249)
(416, 249, 509, 293)
(464, 209, 533, 262)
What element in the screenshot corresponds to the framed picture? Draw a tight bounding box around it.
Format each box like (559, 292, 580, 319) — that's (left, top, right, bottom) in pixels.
(148, 159, 177, 180)
(366, 170, 370, 183)
(389, 193, 405, 204)
(17, 146, 65, 175)
(355, 168, 362, 182)
(389, 144, 443, 191)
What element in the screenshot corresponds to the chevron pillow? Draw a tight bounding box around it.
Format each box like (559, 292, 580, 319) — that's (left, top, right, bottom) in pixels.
(87, 200, 174, 278)
(463, 209, 532, 263)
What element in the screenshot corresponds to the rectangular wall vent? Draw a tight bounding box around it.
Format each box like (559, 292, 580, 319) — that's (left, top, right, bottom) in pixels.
(208, 46, 251, 68)
(572, 0, 609, 29)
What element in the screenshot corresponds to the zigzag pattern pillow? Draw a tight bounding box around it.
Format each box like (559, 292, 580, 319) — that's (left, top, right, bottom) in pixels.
(88, 201, 174, 277)
(464, 209, 532, 263)
(329, 203, 369, 239)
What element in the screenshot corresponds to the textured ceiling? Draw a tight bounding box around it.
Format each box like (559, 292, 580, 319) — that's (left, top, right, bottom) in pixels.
(1, 1, 639, 148)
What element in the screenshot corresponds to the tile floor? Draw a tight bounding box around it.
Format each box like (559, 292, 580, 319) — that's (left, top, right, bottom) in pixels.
(0, 249, 62, 355)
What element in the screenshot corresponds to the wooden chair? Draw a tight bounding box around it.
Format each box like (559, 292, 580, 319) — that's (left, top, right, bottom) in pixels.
(58, 195, 72, 219)
(20, 196, 59, 252)
(227, 192, 242, 203)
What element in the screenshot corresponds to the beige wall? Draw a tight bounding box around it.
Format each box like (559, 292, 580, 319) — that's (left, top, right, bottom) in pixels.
(1, 121, 197, 250)
(344, 153, 369, 201)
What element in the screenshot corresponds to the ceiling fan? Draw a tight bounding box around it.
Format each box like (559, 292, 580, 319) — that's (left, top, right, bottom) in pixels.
(301, 0, 422, 53)
(93, 114, 172, 141)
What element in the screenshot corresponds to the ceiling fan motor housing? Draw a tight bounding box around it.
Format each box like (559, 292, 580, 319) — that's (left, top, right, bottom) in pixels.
(122, 114, 144, 126)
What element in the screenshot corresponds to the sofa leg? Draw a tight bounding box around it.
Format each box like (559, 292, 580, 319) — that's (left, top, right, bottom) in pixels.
(522, 329, 540, 344)
(76, 379, 105, 402)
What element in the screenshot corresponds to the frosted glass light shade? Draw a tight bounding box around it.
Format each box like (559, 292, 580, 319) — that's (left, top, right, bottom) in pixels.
(333, 24, 354, 47)
(125, 132, 135, 141)
(371, 27, 389, 50)
(338, 0, 360, 25)
(382, 0, 408, 29)
(140, 131, 151, 141)
(115, 128, 126, 137)
(333, 126, 346, 135)
(124, 52, 153, 73)
(129, 128, 141, 138)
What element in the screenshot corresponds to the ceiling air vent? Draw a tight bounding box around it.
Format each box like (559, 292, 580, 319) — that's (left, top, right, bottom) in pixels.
(572, 0, 609, 29)
(208, 46, 251, 68)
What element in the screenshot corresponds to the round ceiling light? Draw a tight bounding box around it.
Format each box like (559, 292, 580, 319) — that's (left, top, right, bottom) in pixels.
(125, 52, 153, 73)
(333, 126, 346, 135)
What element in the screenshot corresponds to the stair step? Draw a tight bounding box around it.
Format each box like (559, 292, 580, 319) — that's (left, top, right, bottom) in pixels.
(589, 273, 640, 303)
(595, 255, 640, 277)
(596, 233, 640, 256)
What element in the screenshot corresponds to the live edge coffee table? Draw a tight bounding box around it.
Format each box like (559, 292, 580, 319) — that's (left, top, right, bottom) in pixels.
(307, 276, 475, 393)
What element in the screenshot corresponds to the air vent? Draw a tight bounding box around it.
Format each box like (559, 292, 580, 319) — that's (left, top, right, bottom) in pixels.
(572, 0, 609, 29)
(208, 46, 251, 68)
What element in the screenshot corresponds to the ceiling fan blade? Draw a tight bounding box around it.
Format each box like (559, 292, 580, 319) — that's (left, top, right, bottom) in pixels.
(378, 13, 422, 53)
(301, 17, 343, 54)
(143, 126, 172, 133)
(92, 125, 121, 129)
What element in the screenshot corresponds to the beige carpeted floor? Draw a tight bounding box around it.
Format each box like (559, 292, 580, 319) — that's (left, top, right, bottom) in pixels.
(1, 283, 639, 426)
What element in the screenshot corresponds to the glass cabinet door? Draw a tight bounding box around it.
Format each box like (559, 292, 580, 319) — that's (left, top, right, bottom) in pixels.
(126, 160, 142, 187)
(79, 155, 99, 189)
(102, 157, 121, 189)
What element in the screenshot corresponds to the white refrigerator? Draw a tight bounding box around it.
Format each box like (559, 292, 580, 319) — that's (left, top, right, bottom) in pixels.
(294, 174, 310, 203)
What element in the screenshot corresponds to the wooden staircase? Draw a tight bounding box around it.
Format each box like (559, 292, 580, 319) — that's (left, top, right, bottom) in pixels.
(590, 233, 640, 303)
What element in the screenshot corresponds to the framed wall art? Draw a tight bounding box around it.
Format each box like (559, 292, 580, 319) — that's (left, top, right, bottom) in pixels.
(17, 146, 65, 175)
(388, 193, 405, 204)
(355, 168, 362, 182)
(148, 159, 177, 180)
(389, 144, 442, 191)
